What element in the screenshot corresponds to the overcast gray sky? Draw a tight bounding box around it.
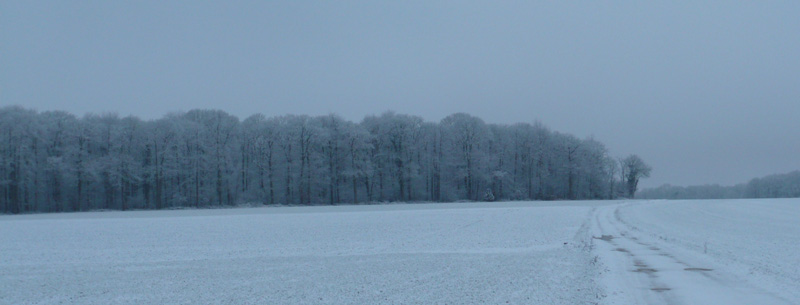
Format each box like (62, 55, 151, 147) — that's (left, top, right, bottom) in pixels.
(2, 1, 799, 188)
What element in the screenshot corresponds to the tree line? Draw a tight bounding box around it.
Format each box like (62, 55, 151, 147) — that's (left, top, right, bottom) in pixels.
(637, 170, 800, 200)
(1, 106, 650, 214)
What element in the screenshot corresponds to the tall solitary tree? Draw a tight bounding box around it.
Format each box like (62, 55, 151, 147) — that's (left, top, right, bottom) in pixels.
(621, 154, 652, 197)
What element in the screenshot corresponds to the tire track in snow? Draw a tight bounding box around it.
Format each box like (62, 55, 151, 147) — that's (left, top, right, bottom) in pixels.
(591, 202, 791, 305)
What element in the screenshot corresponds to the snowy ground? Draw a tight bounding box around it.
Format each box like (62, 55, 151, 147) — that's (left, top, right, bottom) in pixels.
(0, 202, 604, 305)
(594, 199, 800, 305)
(1, 199, 798, 304)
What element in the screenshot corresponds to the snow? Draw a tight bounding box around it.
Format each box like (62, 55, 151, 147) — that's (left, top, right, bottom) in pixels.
(2, 199, 799, 304)
(599, 199, 800, 304)
(0, 202, 604, 304)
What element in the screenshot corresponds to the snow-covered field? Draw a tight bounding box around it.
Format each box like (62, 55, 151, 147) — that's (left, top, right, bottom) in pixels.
(597, 199, 800, 305)
(0, 202, 604, 305)
(1, 199, 799, 304)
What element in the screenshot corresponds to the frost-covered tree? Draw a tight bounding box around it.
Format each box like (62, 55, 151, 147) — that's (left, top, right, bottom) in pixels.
(441, 113, 489, 201)
(621, 154, 652, 197)
(0, 106, 644, 213)
(361, 112, 423, 202)
(241, 114, 280, 204)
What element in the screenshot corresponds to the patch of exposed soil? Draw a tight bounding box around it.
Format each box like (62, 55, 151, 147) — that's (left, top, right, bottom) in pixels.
(594, 235, 615, 241)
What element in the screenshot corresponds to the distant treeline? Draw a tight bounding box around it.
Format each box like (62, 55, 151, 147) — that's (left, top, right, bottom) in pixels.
(1, 106, 648, 214)
(637, 171, 800, 200)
